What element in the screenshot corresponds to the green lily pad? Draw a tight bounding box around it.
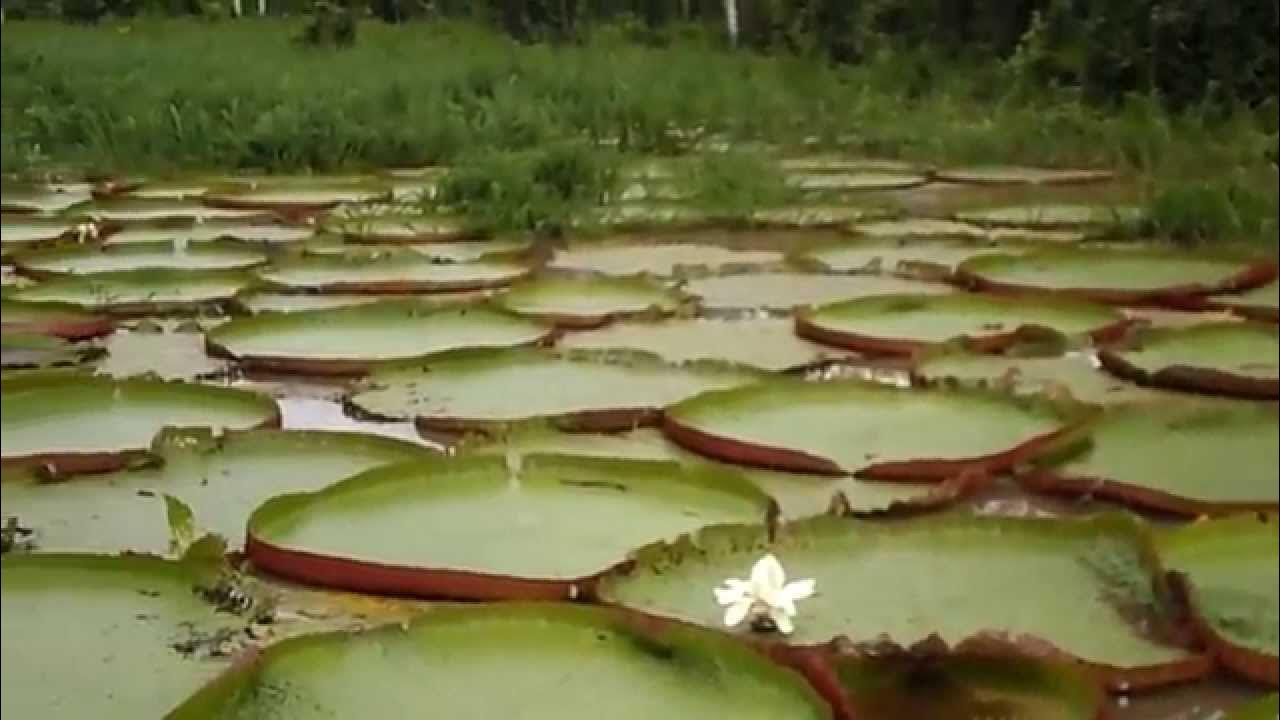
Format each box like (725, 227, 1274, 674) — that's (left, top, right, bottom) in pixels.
(590, 203, 710, 230)
(599, 513, 1196, 682)
(1, 182, 93, 214)
(749, 205, 892, 229)
(1024, 401, 1279, 516)
(77, 198, 270, 223)
(785, 172, 928, 192)
(0, 298, 114, 339)
(1211, 282, 1280, 322)
(955, 204, 1146, 230)
(686, 272, 952, 312)
(230, 291, 404, 315)
(834, 652, 1105, 720)
(468, 427, 980, 520)
(13, 239, 268, 275)
(957, 248, 1275, 303)
(207, 301, 552, 375)
(1, 428, 435, 554)
(10, 268, 252, 314)
(94, 321, 229, 381)
(349, 348, 759, 431)
(496, 275, 684, 327)
(803, 238, 1004, 275)
(326, 211, 470, 241)
(247, 454, 771, 598)
(1, 331, 100, 369)
(1157, 515, 1279, 685)
(935, 167, 1115, 186)
(115, 178, 225, 200)
(1, 373, 278, 473)
(203, 179, 390, 211)
(167, 604, 830, 719)
(849, 219, 989, 241)
(551, 243, 783, 277)
(257, 255, 530, 294)
(559, 316, 853, 371)
(103, 218, 314, 246)
(1098, 323, 1279, 399)
(662, 378, 1085, 477)
(1226, 694, 1279, 720)
(1, 553, 251, 718)
(912, 351, 1163, 404)
(2, 214, 74, 252)
(797, 293, 1126, 355)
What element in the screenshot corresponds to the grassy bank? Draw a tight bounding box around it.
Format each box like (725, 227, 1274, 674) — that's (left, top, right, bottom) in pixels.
(2, 18, 1276, 242)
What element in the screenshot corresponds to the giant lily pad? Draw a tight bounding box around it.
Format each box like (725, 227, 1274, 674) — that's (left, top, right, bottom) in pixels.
(598, 513, 1204, 688)
(955, 204, 1145, 230)
(1207, 282, 1280, 323)
(935, 167, 1115, 186)
(686, 272, 952, 312)
(1, 331, 101, 369)
(1158, 515, 1279, 686)
(350, 348, 759, 432)
(749, 205, 891, 229)
(167, 604, 831, 719)
(10, 268, 252, 314)
(1, 373, 278, 474)
(0, 298, 114, 339)
(203, 179, 390, 211)
(1, 428, 435, 554)
(207, 301, 552, 375)
(1, 553, 252, 718)
(496, 275, 685, 328)
(1, 181, 93, 214)
(95, 321, 228, 381)
(797, 293, 1127, 356)
(849, 219, 989, 241)
(257, 255, 530, 294)
(77, 198, 270, 223)
(13, 239, 268, 275)
(559, 317, 853, 372)
(1022, 401, 1278, 516)
(327, 211, 471, 241)
(231, 291, 405, 315)
(1098, 323, 1279, 400)
(833, 650, 1106, 720)
(103, 218, 314, 246)
(248, 454, 771, 599)
(957, 248, 1278, 304)
(803, 238, 1004, 277)
(662, 378, 1087, 478)
(2, 214, 74, 253)
(551, 243, 783, 277)
(1226, 694, 1280, 720)
(785, 172, 928, 192)
(911, 351, 1164, 404)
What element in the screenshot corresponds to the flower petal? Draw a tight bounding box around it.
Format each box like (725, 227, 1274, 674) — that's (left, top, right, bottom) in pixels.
(750, 554, 786, 594)
(772, 595, 798, 618)
(723, 599, 753, 628)
(771, 607, 795, 635)
(713, 579, 749, 607)
(783, 578, 816, 602)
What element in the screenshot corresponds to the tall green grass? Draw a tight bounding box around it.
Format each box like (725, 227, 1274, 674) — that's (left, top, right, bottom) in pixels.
(1, 18, 1276, 242)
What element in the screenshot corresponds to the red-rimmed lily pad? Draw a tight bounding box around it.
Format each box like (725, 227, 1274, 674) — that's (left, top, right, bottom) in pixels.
(551, 242, 783, 277)
(796, 293, 1128, 356)
(95, 321, 229, 381)
(1158, 515, 1279, 686)
(0, 298, 114, 339)
(495, 274, 685, 328)
(911, 351, 1166, 404)
(13, 239, 268, 276)
(1, 428, 436, 554)
(559, 316, 855, 372)
(1022, 401, 1278, 517)
(2, 214, 74, 254)
(202, 179, 390, 212)
(247, 454, 772, 600)
(1208, 282, 1280, 323)
(102, 218, 314, 246)
(1, 331, 102, 369)
(802, 238, 1004, 277)
(1, 181, 93, 214)
(77, 198, 272, 223)
(848, 219, 989, 241)
(1097, 323, 1279, 400)
(955, 204, 1146, 230)
(661, 378, 1088, 478)
(935, 167, 1116, 186)
(749, 205, 893, 229)
(832, 648, 1107, 720)
(206, 301, 553, 375)
(167, 604, 832, 719)
(256, 254, 531, 294)
(1, 553, 254, 718)
(956, 248, 1278, 305)
(597, 513, 1205, 689)
(10, 268, 253, 315)
(350, 348, 760, 432)
(1, 372, 279, 474)
(785, 172, 929, 192)
(230, 291, 405, 315)
(686, 272, 952, 312)
(325, 210, 471, 241)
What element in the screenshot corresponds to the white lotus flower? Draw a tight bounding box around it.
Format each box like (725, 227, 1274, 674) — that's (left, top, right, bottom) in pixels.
(713, 554, 815, 635)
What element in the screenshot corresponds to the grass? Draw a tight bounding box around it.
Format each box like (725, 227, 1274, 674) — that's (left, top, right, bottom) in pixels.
(1, 18, 1276, 243)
